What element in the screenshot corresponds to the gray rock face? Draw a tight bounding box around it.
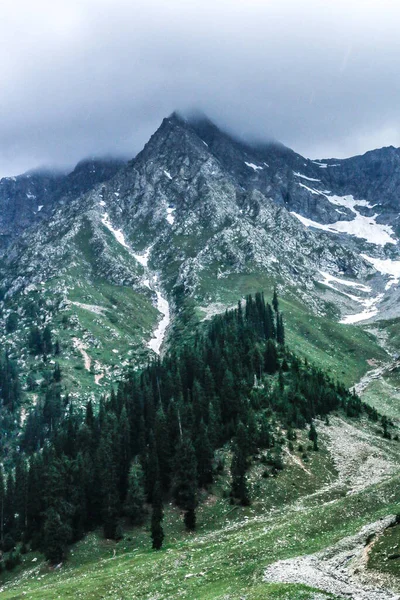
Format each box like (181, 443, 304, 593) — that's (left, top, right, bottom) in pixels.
(0, 157, 125, 253)
(1, 112, 400, 327)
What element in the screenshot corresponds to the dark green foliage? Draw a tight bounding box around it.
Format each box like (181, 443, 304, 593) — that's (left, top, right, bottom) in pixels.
(97, 415, 120, 539)
(276, 313, 285, 345)
(272, 288, 279, 313)
(0, 290, 370, 562)
(151, 481, 164, 550)
(194, 420, 214, 487)
(308, 422, 318, 450)
(28, 326, 43, 355)
(43, 508, 71, 563)
(43, 325, 53, 355)
(231, 423, 250, 506)
(27, 324, 53, 355)
(53, 363, 62, 382)
(125, 460, 146, 525)
(173, 437, 198, 530)
(5, 551, 21, 570)
(0, 353, 21, 411)
(5, 312, 19, 333)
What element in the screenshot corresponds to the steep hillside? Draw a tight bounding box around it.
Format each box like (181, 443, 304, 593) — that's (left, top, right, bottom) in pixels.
(0, 113, 397, 410)
(1, 113, 400, 599)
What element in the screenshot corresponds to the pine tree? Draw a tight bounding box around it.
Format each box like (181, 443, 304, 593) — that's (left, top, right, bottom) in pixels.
(53, 363, 62, 382)
(28, 326, 43, 355)
(151, 480, 164, 550)
(42, 325, 53, 355)
(173, 438, 198, 530)
(118, 405, 131, 501)
(276, 314, 285, 345)
(272, 288, 279, 313)
(6, 312, 19, 333)
(194, 420, 214, 487)
(154, 407, 171, 491)
(14, 456, 28, 537)
(144, 431, 159, 503)
(230, 422, 250, 505)
(97, 418, 120, 539)
(125, 460, 146, 525)
(27, 455, 43, 543)
(43, 508, 71, 563)
(265, 340, 278, 374)
(308, 422, 318, 451)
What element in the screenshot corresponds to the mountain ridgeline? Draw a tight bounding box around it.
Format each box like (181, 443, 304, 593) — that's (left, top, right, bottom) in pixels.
(0, 113, 400, 407)
(0, 292, 382, 566)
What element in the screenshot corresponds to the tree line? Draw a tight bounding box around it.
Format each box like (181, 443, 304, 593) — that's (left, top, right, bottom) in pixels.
(0, 292, 373, 566)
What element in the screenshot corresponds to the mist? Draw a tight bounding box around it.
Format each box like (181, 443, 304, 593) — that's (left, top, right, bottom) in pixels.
(1, 0, 400, 177)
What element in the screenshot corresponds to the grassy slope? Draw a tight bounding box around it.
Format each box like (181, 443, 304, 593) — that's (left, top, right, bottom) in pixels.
(197, 271, 388, 387)
(2, 224, 160, 412)
(368, 522, 400, 584)
(1, 258, 398, 598)
(1, 420, 399, 599)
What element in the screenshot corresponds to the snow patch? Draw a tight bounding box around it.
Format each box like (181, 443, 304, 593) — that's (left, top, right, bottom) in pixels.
(318, 272, 371, 293)
(340, 293, 384, 324)
(311, 160, 328, 169)
(147, 275, 170, 355)
(298, 183, 322, 195)
(317, 271, 383, 324)
(163, 170, 172, 180)
(245, 162, 263, 172)
(293, 172, 321, 182)
(291, 192, 396, 247)
(166, 207, 176, 225)
(37, 205, 43, 212)
(361, 254, 400, 290)
(101, 213, 129, 248)
(133, 246, 152, 267)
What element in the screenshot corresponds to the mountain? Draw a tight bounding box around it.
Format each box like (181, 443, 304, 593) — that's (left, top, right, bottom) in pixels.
(0, 157, 125, 252)
(1, 113, 400, 401)
(1, 112, 400, 599)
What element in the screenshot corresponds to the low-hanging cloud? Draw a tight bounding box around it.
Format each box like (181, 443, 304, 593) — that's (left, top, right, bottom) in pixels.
(1, 0, 400, 176)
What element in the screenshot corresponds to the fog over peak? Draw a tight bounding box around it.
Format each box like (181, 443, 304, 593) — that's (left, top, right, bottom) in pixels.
(1, 0, 400, 177)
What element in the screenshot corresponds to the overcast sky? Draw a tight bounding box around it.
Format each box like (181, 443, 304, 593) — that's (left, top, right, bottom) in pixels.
(1, 0, 400, 177)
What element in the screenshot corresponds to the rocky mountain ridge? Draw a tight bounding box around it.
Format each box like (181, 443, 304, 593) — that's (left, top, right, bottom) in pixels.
(1, 112, 400, 399)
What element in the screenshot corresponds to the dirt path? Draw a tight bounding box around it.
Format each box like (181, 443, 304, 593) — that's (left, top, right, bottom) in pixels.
(73, 338, 91, 371)
(94, 360, 104, 385)
(264, 516, 399, 599)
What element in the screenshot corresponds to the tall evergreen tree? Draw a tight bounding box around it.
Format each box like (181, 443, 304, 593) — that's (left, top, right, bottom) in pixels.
(151, 480, 164, 550)
(194, 420, 214, 488)
(308, 421, 318, 451)
(97, 417, 120, 539)
(43, 508, 71, 563)
(272, 288, 279, 313)
(231, 422, 250, 506)
(173, 437, 198, 530)
(125, 460, 146, 525)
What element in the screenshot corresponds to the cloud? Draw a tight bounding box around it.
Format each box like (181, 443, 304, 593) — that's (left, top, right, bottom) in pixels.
(1, 0, 400, 176)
